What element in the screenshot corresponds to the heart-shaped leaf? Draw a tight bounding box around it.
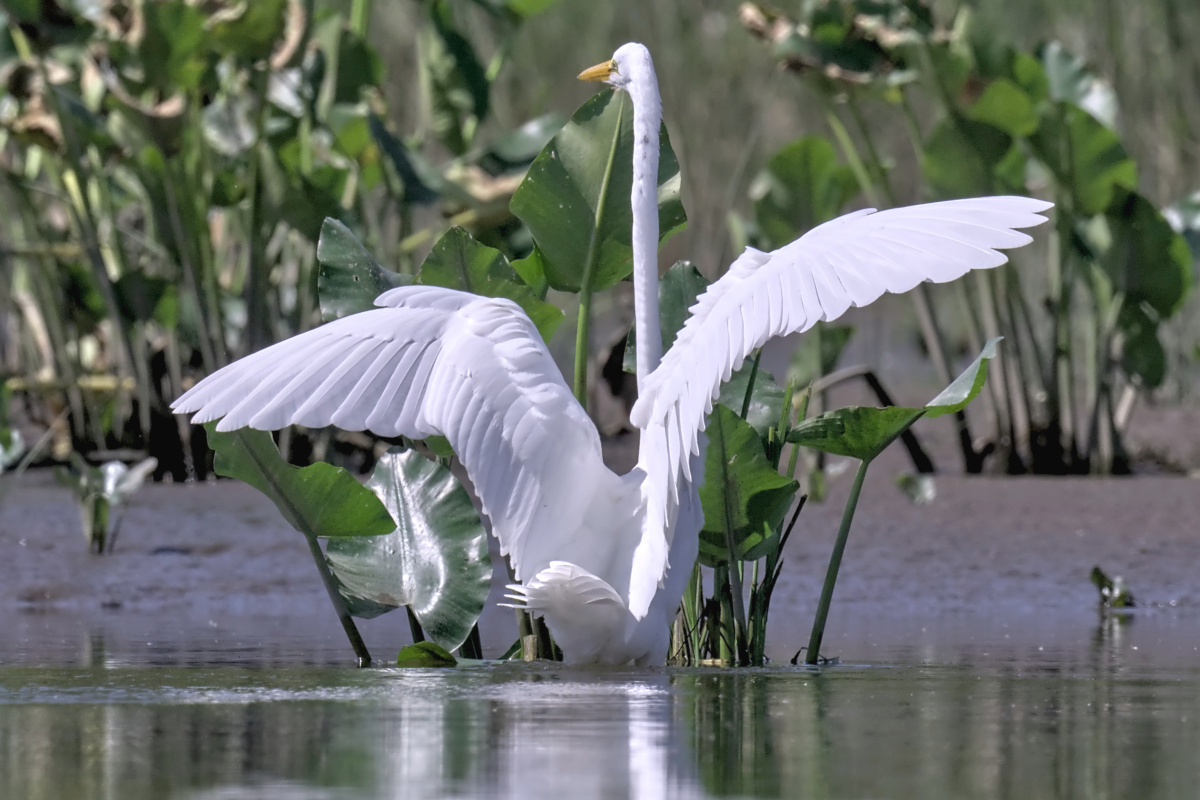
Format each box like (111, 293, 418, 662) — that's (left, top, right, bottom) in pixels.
(789, 338, 1001, 462)
(317, 218, 410, 322)
(510, 88, 686, 293)
(699, 405, 799, 567)
(417, 227, 563, 342)
(324, 448, 491, 652)
(204, 423, 395, 539)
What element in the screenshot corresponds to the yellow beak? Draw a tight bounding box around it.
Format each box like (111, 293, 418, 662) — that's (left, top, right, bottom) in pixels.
(577, 60, 616, 82)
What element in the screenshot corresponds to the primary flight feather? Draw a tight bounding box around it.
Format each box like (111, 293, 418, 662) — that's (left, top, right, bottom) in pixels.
(174, 42, 1050, 665)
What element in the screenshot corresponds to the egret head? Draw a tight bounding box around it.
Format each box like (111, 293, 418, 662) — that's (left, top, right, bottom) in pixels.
(578, 42, 651, 91)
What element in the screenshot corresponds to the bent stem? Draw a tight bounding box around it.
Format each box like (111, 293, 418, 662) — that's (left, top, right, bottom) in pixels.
(805, 458, 870, 665)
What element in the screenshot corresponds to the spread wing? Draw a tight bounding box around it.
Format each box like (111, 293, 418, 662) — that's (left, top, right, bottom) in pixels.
(173, 285, 610, 585)
(629, 196, 1052, 578)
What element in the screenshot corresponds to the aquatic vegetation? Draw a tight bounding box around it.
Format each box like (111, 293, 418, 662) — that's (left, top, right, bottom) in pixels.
(54, 455, 157, 553)
(177, 41, 1043, 667)
(741, 0, 1196, 475)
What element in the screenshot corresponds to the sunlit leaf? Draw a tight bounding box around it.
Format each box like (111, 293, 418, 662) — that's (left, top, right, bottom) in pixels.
(789, 338, 1000, 461)
(204, 423, 395, 539)
(965, 79, 1038, 137)
(699, 405, 799, 567)
(511, 88, 686, 293)
(325, 448, 491, 652)
(317, 218, 410, 321)
(417, 227, 564, 342)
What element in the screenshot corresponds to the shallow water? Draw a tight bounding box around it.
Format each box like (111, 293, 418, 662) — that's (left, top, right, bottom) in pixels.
(3, 614, 1199, 800)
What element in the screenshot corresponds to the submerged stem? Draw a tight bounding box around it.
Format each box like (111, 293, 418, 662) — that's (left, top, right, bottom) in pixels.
(805, 459, 870, 665)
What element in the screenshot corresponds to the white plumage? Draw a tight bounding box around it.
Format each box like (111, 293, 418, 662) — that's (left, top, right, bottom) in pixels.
(174, 42, 1050, 665)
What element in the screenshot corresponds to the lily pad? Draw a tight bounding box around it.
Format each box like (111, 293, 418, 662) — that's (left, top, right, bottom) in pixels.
(396, 640, 458, 667)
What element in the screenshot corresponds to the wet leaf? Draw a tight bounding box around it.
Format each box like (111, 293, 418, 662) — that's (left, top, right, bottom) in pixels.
(789, 338, 1000, 461)
(325, 448, 491, 652)
(204, 423, 395, 539)
(317, 218, 410, 322)
(699, 405, 799, 567)
(396, 640, 458, 667)
(510, 88, 686, 293)
(417, 227, 563, 342)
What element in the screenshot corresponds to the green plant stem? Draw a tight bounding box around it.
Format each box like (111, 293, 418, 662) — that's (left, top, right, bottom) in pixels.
(349, 0, 372, 35)
(573, 286, 593, 405)
(303, 532, 373, 666)
(740, 349, 762, 419)
(805, 458, 870, 665)
(572, 95, 625, 404)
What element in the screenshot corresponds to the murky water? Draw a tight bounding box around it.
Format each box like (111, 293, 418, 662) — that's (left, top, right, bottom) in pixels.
(3, 614, 1198, 800)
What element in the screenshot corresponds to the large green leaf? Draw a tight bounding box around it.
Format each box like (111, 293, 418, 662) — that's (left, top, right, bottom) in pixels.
(510, 89, 686, 293)
(204, 423, 395, 539)
(324, 448, 491, 652)
(317, 218, 410, 322)
(789, 338, 1001, 461)
(417, 227, 564, 342)
(717, 364, 787, 441)
(699, 405, 799, 567)
(1099, 189, 1192, 318)
(965, 79, 1039, 137)
(922, 118, 1013, 198)
(750, 136, 858, 249)
(1030, 104, 1136, 216)
(623, 260, 708, 372)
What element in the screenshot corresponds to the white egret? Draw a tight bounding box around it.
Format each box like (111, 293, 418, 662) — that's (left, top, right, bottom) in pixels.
(173, 42, 1050, 665)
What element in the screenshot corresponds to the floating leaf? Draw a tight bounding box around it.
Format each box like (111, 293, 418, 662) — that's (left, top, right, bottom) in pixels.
(511, 88, 686, 293)
(396, 640, 458, 667)
(325, 448, 491, 652)
(317, 218, 410, 321)
(417, 227, 563, 342)
(205, 423, 395, 539)
(698, 405, 799, 567)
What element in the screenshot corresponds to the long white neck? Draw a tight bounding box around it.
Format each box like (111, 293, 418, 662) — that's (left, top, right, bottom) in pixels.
(626, 50, 663, 391)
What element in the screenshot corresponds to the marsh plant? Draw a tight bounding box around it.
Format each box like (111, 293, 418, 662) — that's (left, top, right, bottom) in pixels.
(54, 454, 157, 553)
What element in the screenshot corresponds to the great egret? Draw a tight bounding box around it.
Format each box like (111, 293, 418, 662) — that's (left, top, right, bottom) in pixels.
(173, 42, 1050, 665)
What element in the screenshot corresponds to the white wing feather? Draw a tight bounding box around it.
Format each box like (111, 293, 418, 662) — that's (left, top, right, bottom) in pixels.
(629, 196, 1052, 572)
(173, 285, 611, 586)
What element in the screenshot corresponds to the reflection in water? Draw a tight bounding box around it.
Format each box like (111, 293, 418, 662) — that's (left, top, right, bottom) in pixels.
(3, 635, 1200, 799)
